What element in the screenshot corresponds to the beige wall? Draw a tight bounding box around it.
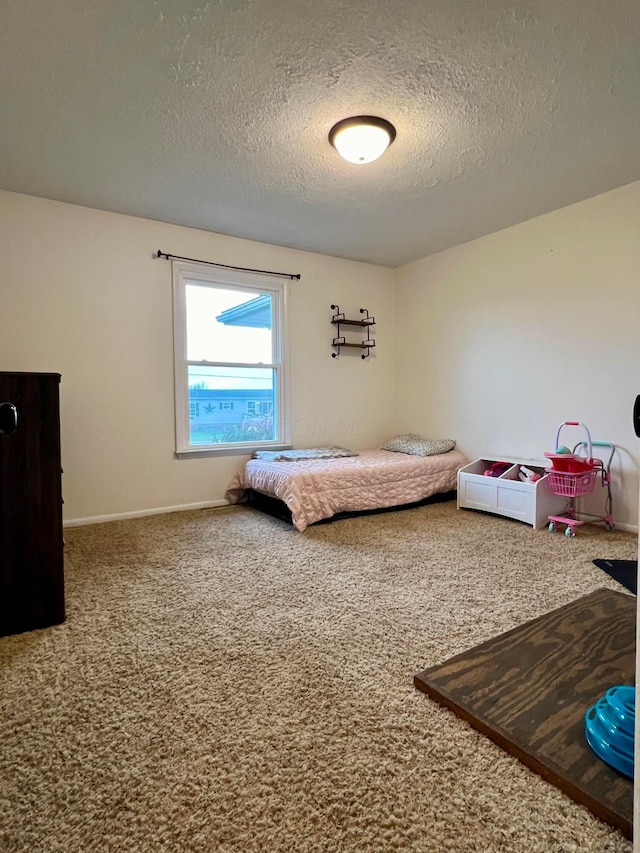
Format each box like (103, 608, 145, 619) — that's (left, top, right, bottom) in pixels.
(2, 183, 639, 530)
(0, 191, 396, 523)
(395, 181, 640, 531)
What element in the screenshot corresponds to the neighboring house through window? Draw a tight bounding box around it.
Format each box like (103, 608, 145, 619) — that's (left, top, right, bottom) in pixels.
(247, 400, 273, 415)
(172, 261, 290, 455)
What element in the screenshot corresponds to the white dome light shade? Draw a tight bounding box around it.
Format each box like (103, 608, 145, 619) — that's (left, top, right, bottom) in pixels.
(329, 116, 396, 165)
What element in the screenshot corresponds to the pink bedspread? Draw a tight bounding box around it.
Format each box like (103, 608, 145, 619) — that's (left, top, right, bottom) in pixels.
(225, 448, 467, 532)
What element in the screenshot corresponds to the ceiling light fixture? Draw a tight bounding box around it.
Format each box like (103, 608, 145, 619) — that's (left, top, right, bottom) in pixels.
(328, 116, 396, 165)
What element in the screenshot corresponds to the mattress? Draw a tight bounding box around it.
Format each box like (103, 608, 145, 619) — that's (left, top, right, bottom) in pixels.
(225, 448, 467, 532)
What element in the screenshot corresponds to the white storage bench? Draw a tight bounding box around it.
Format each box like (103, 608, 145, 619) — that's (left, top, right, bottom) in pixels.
(457, 458, 568, 529)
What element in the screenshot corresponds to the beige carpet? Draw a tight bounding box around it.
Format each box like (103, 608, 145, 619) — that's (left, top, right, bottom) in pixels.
(0, 501, 637, 853)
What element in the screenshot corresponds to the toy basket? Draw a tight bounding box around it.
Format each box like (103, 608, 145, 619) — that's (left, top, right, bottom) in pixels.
(545, 422, 616, 537)
(546, 468, 598, 497)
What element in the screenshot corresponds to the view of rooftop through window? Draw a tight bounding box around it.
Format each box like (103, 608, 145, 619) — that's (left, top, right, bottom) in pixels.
(184, 283, 276, 445)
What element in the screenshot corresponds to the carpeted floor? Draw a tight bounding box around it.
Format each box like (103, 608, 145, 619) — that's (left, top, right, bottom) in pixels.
(0, 501, 637, 853)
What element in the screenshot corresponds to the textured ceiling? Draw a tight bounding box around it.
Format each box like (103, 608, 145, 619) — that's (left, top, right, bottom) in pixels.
(1, 0, 639, 267)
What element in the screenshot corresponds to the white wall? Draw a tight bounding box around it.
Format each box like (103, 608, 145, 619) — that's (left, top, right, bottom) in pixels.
(3, 183, 639, 529)
(0, 191, 396, 523)
(395, 181, 640, 531)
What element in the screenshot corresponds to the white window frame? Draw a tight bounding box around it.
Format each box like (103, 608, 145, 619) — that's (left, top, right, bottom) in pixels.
(172, 261, 291, 458)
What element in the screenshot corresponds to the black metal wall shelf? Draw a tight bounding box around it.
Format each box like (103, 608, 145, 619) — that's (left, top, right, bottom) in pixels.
(331, 305, 376, 359)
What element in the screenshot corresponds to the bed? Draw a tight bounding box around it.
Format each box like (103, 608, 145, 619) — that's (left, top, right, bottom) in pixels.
(225, 445, 467, 532)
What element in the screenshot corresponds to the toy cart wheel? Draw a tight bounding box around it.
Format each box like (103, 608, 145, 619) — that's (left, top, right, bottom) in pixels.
(565, 526, 575, 538)
(605, 522, 615, 532)
(548, 522, 556, 533)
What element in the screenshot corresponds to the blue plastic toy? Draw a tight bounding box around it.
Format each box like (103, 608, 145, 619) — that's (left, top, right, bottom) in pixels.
(584, 685, 635, 778)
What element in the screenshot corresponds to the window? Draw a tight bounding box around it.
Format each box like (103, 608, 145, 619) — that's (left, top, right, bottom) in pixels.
(246, 400, 272, 415)
(173, 262, 290, 456)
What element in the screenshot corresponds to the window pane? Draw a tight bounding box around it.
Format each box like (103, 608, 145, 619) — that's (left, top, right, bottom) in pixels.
(186, 283, 273, 364)
(187, 365, 275, 445)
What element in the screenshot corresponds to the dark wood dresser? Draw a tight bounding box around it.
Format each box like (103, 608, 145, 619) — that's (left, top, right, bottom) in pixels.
(0, 372, 65, 636)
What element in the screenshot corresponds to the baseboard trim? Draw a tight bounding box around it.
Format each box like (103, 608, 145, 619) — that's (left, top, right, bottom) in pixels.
(63, 502, 638, 534)
(64, 500, 229, 528)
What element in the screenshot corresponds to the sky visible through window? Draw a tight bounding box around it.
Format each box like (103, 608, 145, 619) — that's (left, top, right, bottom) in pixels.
(186, 284, 272, 391)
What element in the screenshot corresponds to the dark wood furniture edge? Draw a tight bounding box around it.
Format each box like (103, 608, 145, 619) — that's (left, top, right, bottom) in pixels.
(413, 589, 635, 839)
(413, 672, 632, 839)
(417, 588, 632, 677)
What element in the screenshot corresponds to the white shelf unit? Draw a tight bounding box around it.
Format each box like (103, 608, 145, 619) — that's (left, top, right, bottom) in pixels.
(457, 458, 568, 529)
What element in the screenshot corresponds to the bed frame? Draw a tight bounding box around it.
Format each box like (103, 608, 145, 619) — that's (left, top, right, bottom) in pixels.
(246, 487, 457, 527)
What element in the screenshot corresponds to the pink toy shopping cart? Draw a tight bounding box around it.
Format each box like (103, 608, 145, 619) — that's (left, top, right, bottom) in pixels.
(544, 421, 615, 538)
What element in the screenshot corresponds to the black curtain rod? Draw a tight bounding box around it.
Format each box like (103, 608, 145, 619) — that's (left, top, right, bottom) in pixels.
(156, 250, 301, 280)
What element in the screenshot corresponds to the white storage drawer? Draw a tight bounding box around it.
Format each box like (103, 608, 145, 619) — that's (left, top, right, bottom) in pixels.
(457, 458, 568, 529)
